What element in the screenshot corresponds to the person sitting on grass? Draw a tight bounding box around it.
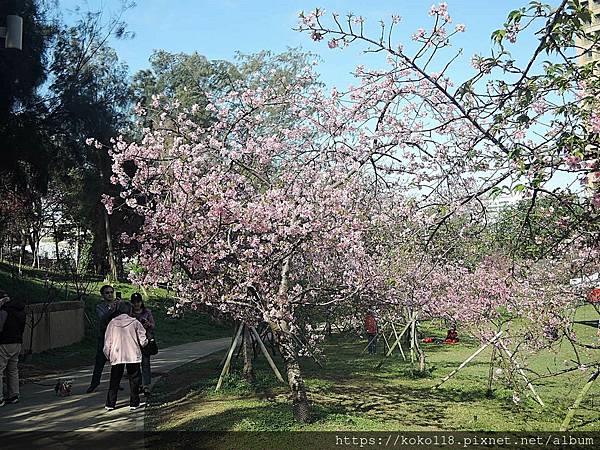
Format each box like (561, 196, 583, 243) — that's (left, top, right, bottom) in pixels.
(103, 301, 148, 411)
(444, 326, 459, 344)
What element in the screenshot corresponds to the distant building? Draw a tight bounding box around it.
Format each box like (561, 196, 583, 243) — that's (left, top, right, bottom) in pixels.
(483, 192, 522, 217)
(576, 2, 599, 195)
(35, 237, 77, 260)
(577, 0, 600, 66)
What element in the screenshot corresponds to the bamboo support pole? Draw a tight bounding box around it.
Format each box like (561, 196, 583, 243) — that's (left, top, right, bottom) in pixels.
(384, 321, 411, 358)
(434, 331, 503, 389)
(219, 325, 241, 367)
(410, 318, 416, 363)
(498, 341, 544, 407)
(215, 324, 244, 391)
(391, 322, 406, 361)
(292, 333, 325, 368)
(250, 326, 285, 383)
(375, 321, 412, 369)
(259, 325, 278, 356)
(382, 330, 393, 352)
(560, 368, 600, 431)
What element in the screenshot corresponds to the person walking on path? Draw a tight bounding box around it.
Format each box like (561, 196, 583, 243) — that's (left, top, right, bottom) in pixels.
(103, 302, 148, 411)
(87, 284, 121, 393)
(130, 292, 155, 395)
(365, 310, 378, 355)
(0, 289, 26, 407)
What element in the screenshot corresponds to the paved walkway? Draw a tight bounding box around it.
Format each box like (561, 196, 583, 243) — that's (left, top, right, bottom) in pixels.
(0, 337, 230, 432)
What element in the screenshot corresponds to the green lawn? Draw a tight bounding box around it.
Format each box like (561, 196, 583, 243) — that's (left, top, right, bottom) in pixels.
(145, 319, 600, 434)
(0, 260, 92, 304)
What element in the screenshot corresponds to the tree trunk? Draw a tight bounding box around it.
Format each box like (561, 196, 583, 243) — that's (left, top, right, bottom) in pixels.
(413, 322, 426, 373)
(103, 209, 118, 282)
(28, 233, 37, 268)
(74, 228, 80, 269)
(487, 345, 497, 397)
(53, 222, 61, 266)
(35, 237, 41, 269)
(276, 327, 311, 423)
(273, 256, 311, 423)
(325, 320, 332, 337)
(19, 232, 27, 275)
(242, 325, 255, 382)
(417, 343, 426, 372)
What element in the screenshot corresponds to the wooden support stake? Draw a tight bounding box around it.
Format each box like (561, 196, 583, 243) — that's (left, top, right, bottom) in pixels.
(498, 341, 544, 407)
(215, 324, 244, 391)
(376, 321, 412, 369)
(384, 321, 411, 358)
(410, 318, 416, 363)
(560, 368, 600, 431)
(381, 330, 392, 353)
(250, 326, 285, 383)
(219, 325, 241, 368)
(233, 324, 246, 365)
(292, 332, 325, 369)
(259, 325, 278, 356)
(391, 322, 406, 361)
(434, 331, 503, 390)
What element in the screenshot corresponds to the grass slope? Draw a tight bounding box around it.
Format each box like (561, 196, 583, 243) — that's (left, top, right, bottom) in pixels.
(0, 262, 232, 376)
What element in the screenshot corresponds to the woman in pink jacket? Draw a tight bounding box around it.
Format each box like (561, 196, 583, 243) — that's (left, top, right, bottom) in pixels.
(103, 302, 148, 410)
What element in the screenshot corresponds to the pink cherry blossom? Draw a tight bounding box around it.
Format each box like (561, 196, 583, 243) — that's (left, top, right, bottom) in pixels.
(565, 154, 582, 169)
(591, 112, 600, 133)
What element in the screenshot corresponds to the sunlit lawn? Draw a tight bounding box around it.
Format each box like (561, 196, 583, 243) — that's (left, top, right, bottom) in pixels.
(145, 311, 600, 434)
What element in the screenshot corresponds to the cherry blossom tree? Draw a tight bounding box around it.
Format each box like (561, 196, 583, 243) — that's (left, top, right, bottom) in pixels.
(104, 63, 407, 420)
(294, 1, 600, 386)
(101, 0, 600, 422)
(297, 1, 599, 252)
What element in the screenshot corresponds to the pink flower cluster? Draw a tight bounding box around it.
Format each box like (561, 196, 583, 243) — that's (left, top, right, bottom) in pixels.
(591, 112, 600, 134)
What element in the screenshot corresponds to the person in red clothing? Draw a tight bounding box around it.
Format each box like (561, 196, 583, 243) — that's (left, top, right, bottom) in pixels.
(364, 311, 378, 355)
(444, 326, 459, 344)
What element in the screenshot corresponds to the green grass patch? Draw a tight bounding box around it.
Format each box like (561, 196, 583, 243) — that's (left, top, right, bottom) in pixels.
(145, 327, 600, 433)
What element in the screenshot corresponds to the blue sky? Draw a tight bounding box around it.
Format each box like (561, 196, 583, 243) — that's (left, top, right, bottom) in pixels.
(57, 0, 556, 88)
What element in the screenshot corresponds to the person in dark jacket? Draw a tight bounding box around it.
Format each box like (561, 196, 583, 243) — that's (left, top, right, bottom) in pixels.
(86, 284, 121, 393)
(130, 292, 155, 395)
(0, 290, 26, 407)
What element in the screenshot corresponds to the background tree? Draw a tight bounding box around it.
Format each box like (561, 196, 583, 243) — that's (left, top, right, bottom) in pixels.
(0, 0, 55, 191)
(48, 12, 133, 280)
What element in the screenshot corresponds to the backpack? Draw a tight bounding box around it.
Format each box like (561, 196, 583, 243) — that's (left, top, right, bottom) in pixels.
(142, 338, 159, 356)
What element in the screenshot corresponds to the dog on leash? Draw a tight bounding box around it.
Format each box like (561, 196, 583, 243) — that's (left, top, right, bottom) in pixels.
(54, 379, 73, 397)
